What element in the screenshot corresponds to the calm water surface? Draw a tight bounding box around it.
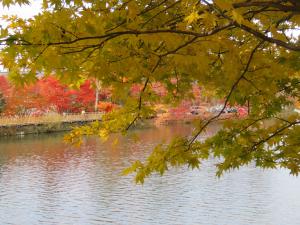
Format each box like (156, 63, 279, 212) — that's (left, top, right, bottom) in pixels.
(0, 124, 300, 225)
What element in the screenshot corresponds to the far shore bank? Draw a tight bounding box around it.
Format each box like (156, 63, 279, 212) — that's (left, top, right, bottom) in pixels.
(0, 120, 101, 137)
(0, 113, 103, 137)
(0, 109, 243, 137)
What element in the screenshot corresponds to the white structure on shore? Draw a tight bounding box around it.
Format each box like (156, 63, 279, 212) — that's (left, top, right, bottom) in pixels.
(0, 70, 8, 76)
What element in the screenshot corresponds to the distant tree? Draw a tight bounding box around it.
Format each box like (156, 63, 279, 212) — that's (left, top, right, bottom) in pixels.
(0, 91, 5, 113)
(3, 83, 47, 115)
(0, 75, 105, 115)
(0, 76, 10, 95)
(37, 76, 73, 113)
(68, 79, 97, 112)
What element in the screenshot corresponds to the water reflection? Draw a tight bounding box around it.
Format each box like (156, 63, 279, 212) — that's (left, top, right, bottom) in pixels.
(0, 124, 299, 225)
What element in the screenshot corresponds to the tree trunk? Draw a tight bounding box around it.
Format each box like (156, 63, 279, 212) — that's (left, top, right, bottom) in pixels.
(95, 79, 101, 112)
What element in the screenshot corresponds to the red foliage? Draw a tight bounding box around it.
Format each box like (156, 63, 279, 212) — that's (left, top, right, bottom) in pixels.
(168, 101, 191, 119)
(37, 77, 73, 113)
(131, 82, 167, 97)
(68, 80, 96, 112)
(151, 82, 167, 96)
(237, 106, 248, 117)
(0, 75, 110, 115)
(0, 76, 10, 96)
(130, 84, 142, 96)
(3, 79, 47, 115)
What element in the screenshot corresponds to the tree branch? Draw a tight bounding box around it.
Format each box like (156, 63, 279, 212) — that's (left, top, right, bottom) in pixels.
(187, 40, 264, 147)
(250, 120, 300, 151)
(125, 57, 161, 131)
(0, 24, 232, 47)
(233, 1, 300, 13)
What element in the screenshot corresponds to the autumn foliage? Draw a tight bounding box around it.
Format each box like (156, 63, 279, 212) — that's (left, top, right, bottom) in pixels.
(98, 101, 118, 113)
(0, 76, 105, 115)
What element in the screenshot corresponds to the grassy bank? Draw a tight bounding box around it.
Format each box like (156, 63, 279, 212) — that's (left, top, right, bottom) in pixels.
(0, 113, 102, 137)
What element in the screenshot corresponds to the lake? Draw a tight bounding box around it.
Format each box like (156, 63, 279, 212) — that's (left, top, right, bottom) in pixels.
(0, 124, 299, 225)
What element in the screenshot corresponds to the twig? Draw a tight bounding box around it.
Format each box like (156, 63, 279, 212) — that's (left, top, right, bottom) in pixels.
(187, 40, 264, 148)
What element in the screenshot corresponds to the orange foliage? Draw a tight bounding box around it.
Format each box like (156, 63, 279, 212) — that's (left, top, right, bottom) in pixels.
(98, 101, 118, 112)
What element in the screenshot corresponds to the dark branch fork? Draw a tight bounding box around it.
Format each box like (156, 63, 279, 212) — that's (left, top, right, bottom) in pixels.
(233, 1, 300, 12)
(187, 40, 265, 148)
(250, 120, 300, 152)
(123, 23, 228, 131)
(207, 0, 300, 51)
(125, 57, 161, 131)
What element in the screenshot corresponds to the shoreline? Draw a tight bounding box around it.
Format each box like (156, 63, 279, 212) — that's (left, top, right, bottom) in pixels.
(0, 120, 100, 137)
(0, 112, 103, 137)
(0, 112, 236, 137)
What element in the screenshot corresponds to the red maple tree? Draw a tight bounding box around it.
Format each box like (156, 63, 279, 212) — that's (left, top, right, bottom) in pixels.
(0, 75, 108, 115)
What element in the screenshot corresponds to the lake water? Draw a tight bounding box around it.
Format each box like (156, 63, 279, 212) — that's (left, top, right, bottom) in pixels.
(0, 124, 300, 225)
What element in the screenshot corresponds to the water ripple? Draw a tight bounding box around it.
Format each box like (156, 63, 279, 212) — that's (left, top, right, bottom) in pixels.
(0, 124, 299, 225)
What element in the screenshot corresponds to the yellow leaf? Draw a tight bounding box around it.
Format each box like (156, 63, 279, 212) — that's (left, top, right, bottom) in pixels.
(128, 1, 139, 20)
(214, 0, 232, 11)
(185, 11, 200, 25)
(232, 10, 245, 25)
(99, 129, 109, 141)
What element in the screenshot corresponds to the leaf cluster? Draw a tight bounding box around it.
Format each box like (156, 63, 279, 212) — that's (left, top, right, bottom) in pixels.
(1, 0, 300, 182)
